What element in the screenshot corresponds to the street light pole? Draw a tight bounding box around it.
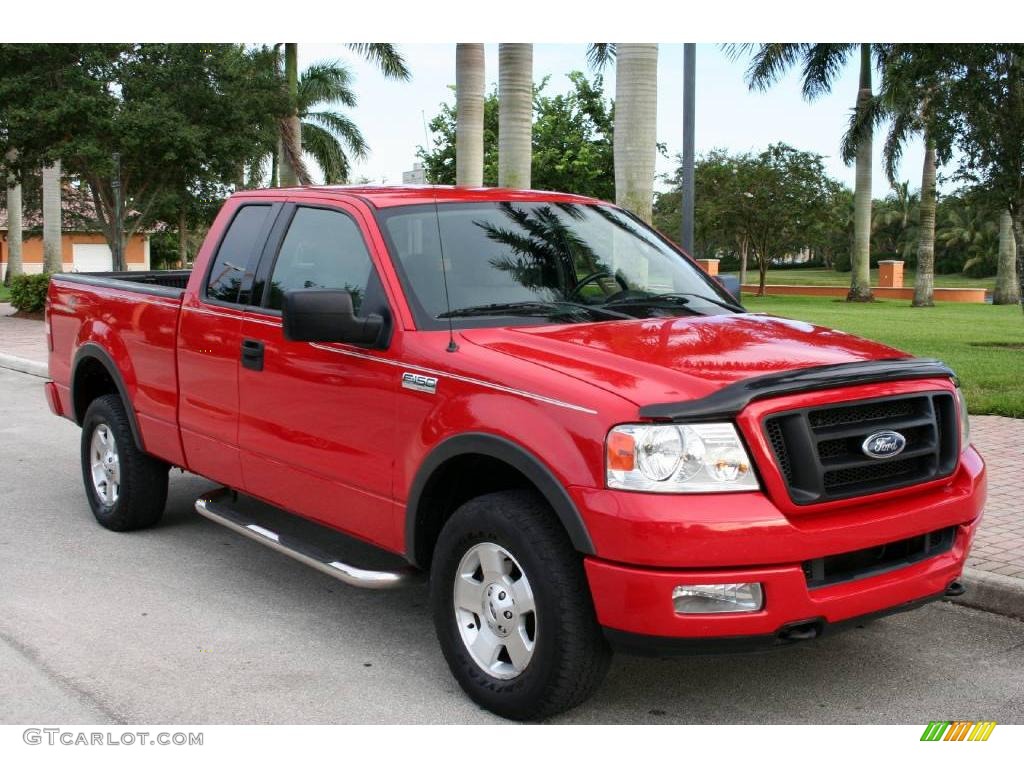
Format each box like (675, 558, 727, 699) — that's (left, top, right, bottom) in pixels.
(681, 43, 696, 255)
(112, 152, 124, 272)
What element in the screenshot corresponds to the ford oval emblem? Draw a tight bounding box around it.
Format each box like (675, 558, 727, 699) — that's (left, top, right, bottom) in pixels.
(862, 430, 907, 459)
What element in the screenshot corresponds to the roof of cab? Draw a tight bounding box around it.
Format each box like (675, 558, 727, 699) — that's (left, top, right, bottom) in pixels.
(231, 184, 604, 209)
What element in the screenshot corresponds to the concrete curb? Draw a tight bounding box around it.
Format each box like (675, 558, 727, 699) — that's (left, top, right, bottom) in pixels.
(947, 568, 1024, 620)
(0, 352, 48, 379)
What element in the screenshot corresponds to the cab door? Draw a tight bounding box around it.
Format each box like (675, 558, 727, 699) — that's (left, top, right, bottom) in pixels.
(236, 200, 400, 550)
(178, 201, 281, 488)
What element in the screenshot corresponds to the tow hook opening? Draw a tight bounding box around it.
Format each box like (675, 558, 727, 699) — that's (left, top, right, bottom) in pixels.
(777, 619, 823, 643)
(945, 579, 966, 597)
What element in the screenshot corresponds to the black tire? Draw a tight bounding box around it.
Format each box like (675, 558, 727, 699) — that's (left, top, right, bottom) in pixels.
(80, 394, 168, 531)
(430, 490, 612, 720)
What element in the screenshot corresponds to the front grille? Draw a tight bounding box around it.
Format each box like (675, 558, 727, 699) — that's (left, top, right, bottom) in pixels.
(803, 526, 957, 588)
(763, 392, 959, 505)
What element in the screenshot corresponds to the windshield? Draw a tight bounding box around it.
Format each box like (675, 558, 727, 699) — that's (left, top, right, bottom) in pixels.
(377, 201, 741, 329)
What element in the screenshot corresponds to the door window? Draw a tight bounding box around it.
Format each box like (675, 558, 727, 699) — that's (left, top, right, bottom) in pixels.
(266, 207, 376, 315)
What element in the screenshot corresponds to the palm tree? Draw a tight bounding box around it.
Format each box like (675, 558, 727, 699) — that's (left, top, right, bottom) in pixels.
(4, 156, 23, 283)
(994, 210, 1021, 304)
(740, 44, 877, 301)
(262, 61, 369, 185)
(498, 44, 533, 189)
(456, 44, 486, 187)
(278, 43, 409, 187)
(588, 43, 659, 223)
(42, 161, 62, 273)
(938, 200, 998, 270)
(846, 45, 950, 306)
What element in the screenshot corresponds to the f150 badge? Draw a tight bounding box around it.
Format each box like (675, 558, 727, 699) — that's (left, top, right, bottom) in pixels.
(862, 430, 907, 459)
(402, 372, 438, 394)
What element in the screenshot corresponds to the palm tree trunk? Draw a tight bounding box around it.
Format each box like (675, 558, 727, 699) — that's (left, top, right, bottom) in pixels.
(912, 140, 936, 307)
(614, 44, 659, 223)
(1012, 208, 1024, 314)
(738, 235, 749, 286)
(993, 210, 1020, 305)
(4, 173, 23, 283)
(42, 160, 63, 273)
(848, 44, 874, 302)
(271, 140, 280, 187)
(279, 43, 302, 187)
(498, 44, 533, 189)
(455, 44, 485, 187)
(178, 208, 189, 269)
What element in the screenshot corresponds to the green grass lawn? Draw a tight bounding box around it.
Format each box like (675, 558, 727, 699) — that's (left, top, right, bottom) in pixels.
(725, 267, 993, 291)
(742, 294, 1024, 418)
(0, 284, 10, 303)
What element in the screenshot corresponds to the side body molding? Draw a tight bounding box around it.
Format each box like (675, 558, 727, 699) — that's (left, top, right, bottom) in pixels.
(404, 432, 595, 567)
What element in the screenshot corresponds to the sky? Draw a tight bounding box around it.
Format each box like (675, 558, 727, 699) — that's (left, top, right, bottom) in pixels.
(297, 43, 926, 199)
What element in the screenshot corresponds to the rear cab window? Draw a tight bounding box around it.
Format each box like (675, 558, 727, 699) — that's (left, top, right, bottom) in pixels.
(205, 204, 276, 305)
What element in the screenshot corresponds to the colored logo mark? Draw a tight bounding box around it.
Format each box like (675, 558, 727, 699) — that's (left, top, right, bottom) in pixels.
(921, 721, 996, 741)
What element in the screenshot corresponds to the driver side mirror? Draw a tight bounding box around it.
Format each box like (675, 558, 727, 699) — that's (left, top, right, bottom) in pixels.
(716, 275, 743, 306)
(282, 289, 386, 347)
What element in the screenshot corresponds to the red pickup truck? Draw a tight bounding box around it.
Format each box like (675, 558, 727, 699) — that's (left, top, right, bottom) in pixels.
(45, 186, 985, 720)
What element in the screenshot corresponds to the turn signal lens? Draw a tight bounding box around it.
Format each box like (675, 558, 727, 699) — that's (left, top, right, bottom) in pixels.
(607, 431, 636, 471)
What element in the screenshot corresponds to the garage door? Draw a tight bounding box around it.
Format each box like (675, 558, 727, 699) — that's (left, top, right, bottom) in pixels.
(72, 243, 113, 273)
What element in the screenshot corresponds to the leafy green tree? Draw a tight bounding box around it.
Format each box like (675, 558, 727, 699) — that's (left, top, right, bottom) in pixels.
(419, 72, 615, 201)
(657, 145, 831, 293)
(0, 44, 285, 269)
(940, 44, 1024, 313)
(937, 192, 1000, 277)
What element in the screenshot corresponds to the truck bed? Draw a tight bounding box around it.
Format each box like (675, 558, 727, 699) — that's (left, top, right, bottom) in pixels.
(48, 269, 190, 468)
(52, 269, 192, 298)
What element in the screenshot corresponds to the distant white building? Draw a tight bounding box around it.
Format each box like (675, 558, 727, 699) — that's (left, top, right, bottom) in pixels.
(402, 162, 427, 185)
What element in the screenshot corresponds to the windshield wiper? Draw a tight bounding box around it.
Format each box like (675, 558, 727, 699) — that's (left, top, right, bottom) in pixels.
(438, 300, 631, 321)
(605, 291, 743, 313)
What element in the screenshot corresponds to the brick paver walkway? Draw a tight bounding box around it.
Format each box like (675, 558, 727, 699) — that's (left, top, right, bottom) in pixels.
(1, 302, 1021, 582)
(966, 415, 1024, 579)
(0, 304, 47, 365)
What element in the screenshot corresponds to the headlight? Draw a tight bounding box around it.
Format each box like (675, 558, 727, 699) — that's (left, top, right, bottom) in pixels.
(606, 423, 759, 492)
(955, 386, 970, 451)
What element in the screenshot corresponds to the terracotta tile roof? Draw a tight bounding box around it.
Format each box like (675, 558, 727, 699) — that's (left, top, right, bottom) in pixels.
(1, 182, 105, 232)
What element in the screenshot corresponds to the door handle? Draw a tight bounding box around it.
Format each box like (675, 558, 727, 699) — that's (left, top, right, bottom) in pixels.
(241, 339, 265, 371)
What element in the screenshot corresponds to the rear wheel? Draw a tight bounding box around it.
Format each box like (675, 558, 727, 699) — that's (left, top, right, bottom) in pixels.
(430, 490, 612, 720)
(80, 394, 168, 531)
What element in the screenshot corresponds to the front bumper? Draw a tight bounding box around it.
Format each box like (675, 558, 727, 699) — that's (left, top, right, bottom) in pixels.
(580, 447, 985, 643)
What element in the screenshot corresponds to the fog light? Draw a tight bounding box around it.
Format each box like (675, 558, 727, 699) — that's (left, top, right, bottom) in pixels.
(672, 583, 763, 614)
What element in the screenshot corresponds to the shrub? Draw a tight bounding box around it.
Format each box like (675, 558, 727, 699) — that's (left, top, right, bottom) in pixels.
(9, 273, 51, 313)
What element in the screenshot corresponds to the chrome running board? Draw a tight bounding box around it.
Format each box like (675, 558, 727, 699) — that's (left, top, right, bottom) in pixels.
(195, 488, 421, 590)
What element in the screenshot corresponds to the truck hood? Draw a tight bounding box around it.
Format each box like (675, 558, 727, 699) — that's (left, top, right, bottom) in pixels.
(459, 313, 909, 408)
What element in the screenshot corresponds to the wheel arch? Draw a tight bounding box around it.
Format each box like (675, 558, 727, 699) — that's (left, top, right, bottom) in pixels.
(71, 344, 144, 451)
(404, 432, 595, 569)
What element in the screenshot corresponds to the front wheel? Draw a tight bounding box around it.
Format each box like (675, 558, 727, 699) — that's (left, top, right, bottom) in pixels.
(80, 394, 168, 531)
(430, 490, 612, 720)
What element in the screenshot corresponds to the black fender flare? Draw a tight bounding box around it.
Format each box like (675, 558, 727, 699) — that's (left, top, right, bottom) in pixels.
(71, 343, 145, 451)
(405, 433, 595, 567)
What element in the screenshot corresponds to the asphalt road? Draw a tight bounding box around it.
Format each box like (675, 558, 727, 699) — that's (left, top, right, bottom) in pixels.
(1, 366, 1022, 724)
